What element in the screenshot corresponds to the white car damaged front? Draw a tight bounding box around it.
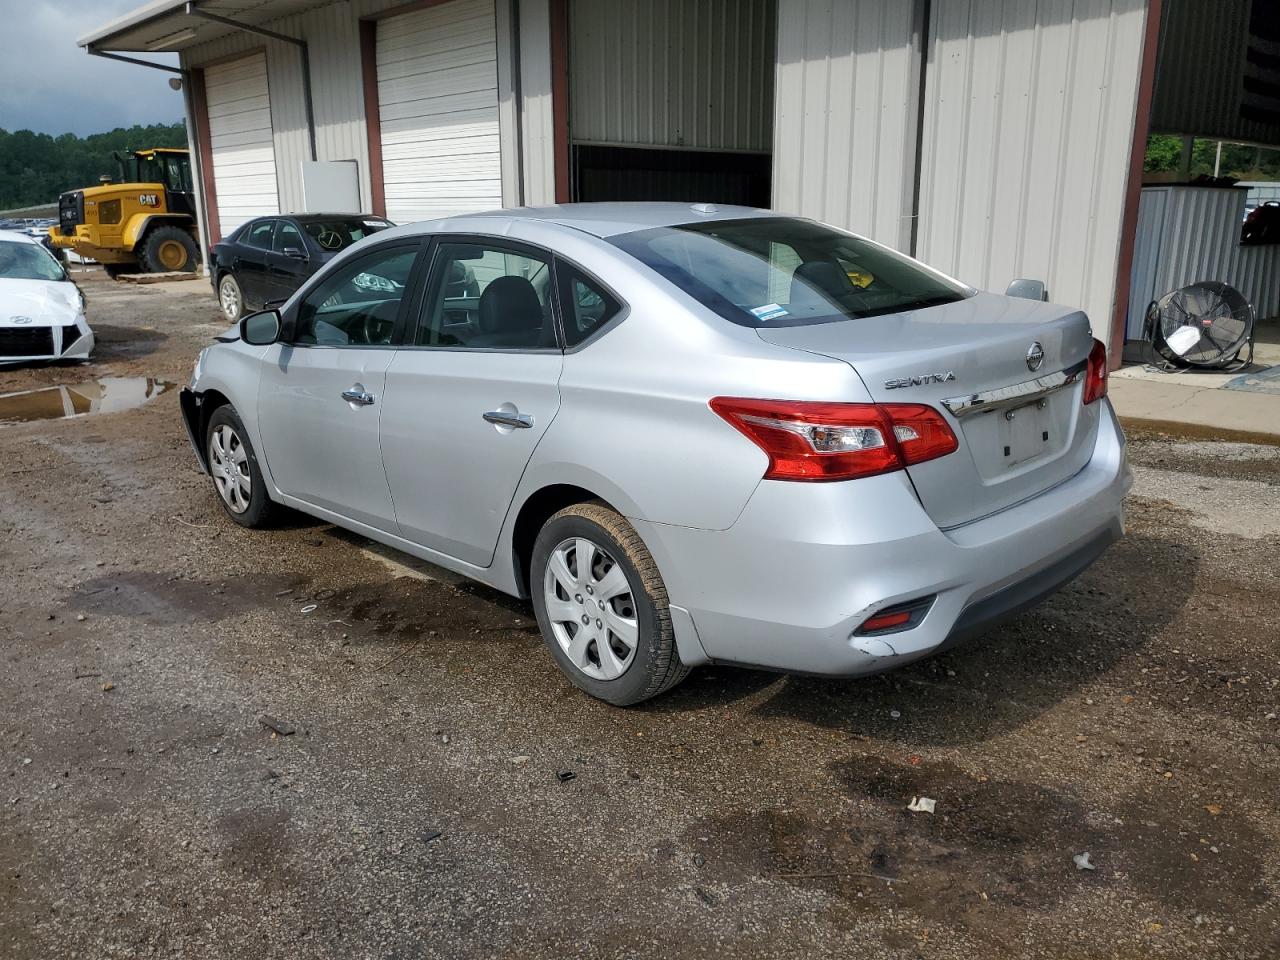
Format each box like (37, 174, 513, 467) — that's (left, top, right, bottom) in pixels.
(0, 230, 94, 365)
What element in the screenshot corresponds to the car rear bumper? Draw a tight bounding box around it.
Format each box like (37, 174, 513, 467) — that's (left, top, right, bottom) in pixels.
(634, 399, 1129, 677)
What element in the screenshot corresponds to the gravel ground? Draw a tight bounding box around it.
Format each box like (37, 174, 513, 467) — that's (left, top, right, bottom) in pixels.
(2, 270, 1277, 959)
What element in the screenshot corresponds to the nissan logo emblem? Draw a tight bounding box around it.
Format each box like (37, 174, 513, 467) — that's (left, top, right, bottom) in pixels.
(1026, 341, 1045, 371)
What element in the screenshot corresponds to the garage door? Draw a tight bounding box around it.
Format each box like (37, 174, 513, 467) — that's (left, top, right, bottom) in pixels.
(204, 52, 279, 236)
(376, 0, 501, 223)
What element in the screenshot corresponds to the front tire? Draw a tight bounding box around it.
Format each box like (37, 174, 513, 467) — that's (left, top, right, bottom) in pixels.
(140, 225, 198, 273)
(531, 502, 689, 705)
(206, 405, 273, 528)
(218, 272, 244, 321)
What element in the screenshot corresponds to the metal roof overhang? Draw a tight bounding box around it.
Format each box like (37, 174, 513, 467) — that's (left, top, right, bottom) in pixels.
(78, 0, 333, 54)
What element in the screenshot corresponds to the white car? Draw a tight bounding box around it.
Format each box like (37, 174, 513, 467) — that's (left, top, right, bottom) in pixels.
(0, 231, 93, 365)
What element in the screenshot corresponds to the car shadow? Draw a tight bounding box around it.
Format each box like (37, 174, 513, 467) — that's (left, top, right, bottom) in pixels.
(643, 531, 1199, 747)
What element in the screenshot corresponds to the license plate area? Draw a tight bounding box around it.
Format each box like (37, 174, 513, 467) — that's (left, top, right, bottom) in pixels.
(997, 399, 1052, 467)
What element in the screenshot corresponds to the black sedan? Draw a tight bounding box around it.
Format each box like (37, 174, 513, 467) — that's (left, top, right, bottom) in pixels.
(211, 214, 394, 321)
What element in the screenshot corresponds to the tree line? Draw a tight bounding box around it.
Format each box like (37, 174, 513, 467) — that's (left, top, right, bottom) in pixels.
(1145, 133, 1280, 181)
(0, 122, 188, 210)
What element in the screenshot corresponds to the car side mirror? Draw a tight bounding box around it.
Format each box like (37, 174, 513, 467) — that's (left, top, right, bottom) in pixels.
(1006, 278, 1049, 301)
(240, 309, 281, 346)
(282, 246, 307, 261)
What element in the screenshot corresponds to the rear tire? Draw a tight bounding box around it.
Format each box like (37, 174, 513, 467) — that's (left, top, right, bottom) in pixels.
(140, 225, 198, 273)
(218, 272, 244, 321)
(531, 502, 689, 705)
(206, 405, 274, 528)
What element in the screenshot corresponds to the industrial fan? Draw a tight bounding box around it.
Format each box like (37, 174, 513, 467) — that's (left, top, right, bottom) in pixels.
(1145, 281, 1255, 371)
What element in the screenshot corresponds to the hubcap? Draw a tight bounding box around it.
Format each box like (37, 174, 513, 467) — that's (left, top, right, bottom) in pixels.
(220, 278, 241, 319)
(158, 239, 186, 270)
(543, 537, 638, 681)
(209, 424, 251, 514)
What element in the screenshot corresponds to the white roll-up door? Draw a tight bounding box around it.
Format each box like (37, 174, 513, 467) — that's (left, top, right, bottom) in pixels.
(376, 0, 501, 223)
(204, 52, 279, 236)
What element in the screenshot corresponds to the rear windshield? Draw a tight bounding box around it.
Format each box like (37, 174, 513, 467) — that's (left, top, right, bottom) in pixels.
(609, 217, 970, 327)
(303, 218, 393, 252)
(0, 240, 65, 282)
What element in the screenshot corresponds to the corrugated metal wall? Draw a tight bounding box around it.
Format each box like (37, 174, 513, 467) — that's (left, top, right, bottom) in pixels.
(568, 0, 775, 153)
(1150, 0, 1280, 146)
(916, 0, 1149, 337)
(1128, 186, 1280, 334)
(772, 0, 922, 252)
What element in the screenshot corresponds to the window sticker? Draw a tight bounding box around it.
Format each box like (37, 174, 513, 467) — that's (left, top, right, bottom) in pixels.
(750, 303, 789, 322)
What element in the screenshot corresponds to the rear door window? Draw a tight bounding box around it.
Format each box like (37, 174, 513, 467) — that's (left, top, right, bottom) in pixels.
(414, 242, 557, 350)
(243, 220, 275, 250)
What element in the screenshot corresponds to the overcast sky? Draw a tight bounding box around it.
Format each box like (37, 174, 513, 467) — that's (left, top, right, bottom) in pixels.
(1, 0, 184, 137)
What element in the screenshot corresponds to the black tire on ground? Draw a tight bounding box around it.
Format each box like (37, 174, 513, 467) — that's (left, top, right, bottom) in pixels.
(205, 404, 274, 529)
(139, 224, 198, 273)
(530, 501, 690, 706)
(218, 272, 245, 322)
(102, 263, 134, 279)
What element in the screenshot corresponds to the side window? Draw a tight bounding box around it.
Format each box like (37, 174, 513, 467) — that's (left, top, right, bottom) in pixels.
(244, 220, 275, 250)
(274, 221, 305, 254)
(556, 261, 622, 346)
(417, 242, 555, 349)
(292, 245, 418, 347)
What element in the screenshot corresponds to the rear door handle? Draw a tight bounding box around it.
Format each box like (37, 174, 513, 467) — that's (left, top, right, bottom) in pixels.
(342, 387, 376, 406)
(483, 410, 533, 429)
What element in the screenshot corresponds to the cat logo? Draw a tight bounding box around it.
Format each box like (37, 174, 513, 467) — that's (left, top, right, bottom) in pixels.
(139, 194, 160, 206)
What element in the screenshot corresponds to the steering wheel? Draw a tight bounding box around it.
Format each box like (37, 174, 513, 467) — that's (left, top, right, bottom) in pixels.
(361, 300, 398, 345)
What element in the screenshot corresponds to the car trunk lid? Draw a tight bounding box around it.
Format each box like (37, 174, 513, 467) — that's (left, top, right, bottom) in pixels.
(755, 292, 1101, 528)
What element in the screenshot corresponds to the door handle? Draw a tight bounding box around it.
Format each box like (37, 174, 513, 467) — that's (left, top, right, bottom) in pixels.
(341, 387, 376, 406)
(483, 410, 533, 429)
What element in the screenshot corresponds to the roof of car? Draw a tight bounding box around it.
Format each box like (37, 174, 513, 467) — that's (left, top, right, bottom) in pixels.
(464, 202, 772, 238)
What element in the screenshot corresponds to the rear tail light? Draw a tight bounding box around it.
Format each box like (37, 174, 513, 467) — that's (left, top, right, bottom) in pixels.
(709, 397, 958, 482)
(1083, 338, 1108, 405)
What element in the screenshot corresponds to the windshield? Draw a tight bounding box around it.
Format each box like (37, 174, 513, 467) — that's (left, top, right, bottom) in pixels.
(0, 240, 66, 281)
(303, 218, 393, 252)
(610, 217, 970, 327)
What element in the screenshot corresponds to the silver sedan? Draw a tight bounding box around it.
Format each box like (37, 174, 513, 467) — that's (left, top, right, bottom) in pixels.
(181, 203, 1129, 705)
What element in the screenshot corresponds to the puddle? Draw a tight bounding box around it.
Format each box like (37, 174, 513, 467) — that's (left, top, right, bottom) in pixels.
(0, 377, 174, 424)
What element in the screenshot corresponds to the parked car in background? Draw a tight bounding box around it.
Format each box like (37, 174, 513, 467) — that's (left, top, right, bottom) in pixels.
(211, 214, 394, 321)
(0, 231, 93, 365)
(181, 203, 1127, 706)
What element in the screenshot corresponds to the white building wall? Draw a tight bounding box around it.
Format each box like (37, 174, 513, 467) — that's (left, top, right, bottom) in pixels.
(916, 0, 1149, 337)
(568, 0, 774, 153)
(772, 0, 922, 252)
(180, 0, 541, 220)
(517, 0, 557, 205)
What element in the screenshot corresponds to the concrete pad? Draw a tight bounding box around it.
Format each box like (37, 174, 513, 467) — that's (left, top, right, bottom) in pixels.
(1109, 375, 1280, 444)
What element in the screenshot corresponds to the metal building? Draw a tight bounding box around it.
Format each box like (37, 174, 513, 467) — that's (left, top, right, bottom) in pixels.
(79, 0, 1280, 362)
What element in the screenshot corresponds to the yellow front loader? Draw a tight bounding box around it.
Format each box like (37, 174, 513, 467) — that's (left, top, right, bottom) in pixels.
(48, 148, 200, 277)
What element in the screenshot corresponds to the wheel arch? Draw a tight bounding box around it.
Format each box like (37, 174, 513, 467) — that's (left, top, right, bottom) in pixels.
(510, 483, 611, 599)
(124, 213, 194, 251)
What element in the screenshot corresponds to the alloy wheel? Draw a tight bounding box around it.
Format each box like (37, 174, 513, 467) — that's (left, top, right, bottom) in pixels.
(219, 277, 241, 320)
(209, 424, 251, 514)
(543, 537, 639, 681)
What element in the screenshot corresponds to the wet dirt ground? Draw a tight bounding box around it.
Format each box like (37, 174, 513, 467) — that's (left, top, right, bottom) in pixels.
(1, 269, 1277, 959)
